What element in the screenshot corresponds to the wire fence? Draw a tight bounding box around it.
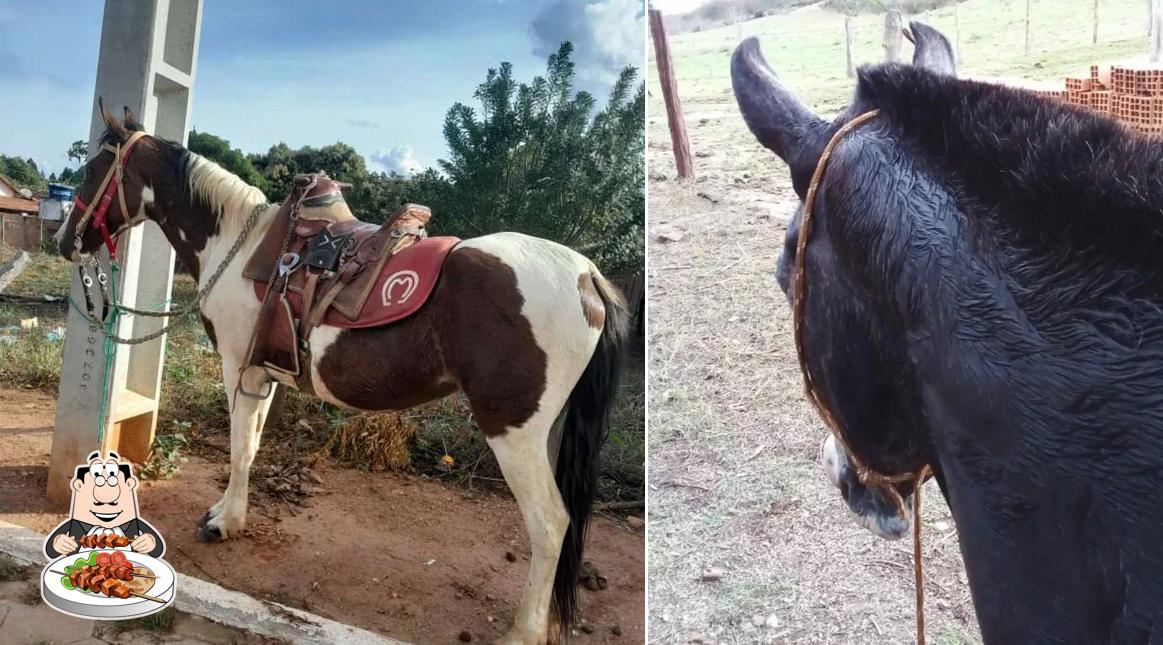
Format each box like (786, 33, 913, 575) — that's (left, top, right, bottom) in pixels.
(650, 0, 1156, 117)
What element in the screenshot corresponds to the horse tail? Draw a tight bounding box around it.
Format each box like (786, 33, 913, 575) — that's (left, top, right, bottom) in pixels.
(552, 270, 629, 629)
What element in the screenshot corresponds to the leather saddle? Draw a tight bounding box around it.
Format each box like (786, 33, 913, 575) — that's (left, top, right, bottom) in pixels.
(240, 172, 458, 394)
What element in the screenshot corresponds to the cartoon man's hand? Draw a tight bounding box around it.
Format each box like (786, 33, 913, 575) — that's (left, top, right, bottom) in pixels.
(130, 533, 156, 554)
(52, 534, 78, 556)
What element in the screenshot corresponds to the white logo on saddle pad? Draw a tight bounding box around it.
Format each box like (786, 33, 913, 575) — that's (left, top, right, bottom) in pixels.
(381, 270, 420, 306)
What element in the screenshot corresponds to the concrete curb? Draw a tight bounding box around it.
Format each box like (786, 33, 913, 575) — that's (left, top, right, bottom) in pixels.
(0, 249, 30, 293)
(0, 520, 408, 645)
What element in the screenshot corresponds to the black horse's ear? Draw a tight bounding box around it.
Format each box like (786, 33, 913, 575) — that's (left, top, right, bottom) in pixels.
(99, 97, 127, 140)
(908, 21, 956, 76)
(123, 106, 144, 132)
(731, 37, 828, 199)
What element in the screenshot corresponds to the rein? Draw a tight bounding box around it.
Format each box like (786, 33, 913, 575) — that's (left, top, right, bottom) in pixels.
(69, 131, 269, 343)
(792, 108, 934, 645)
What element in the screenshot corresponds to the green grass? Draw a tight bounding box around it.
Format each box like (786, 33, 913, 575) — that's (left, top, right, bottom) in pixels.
(2, 247, 71, 299)
(0, 554, 26, 582)
(0, 329, 64, 391)
(651, 0, 1152, 121)
(111, 606, 177, 634)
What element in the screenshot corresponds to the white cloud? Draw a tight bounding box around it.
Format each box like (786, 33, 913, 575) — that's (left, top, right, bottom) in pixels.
(530, 0, 646, 89)
(370, 146, 423, 177)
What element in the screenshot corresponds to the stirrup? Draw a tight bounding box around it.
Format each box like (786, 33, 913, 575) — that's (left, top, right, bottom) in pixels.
(237, 365, 274, 399)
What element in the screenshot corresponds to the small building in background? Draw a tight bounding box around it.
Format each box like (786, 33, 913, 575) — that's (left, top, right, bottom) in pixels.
(0, 173, 40, 216)
(0, 173, 44, 252)
(39, 183, 74, 222)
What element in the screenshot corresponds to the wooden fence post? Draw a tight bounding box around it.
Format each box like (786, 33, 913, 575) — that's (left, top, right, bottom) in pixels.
(845, 16, 856, 77)
(1093, 0, 1099, 44)
(648, 7, 694, 179)
(954, 4, 962, 57)
(884, 7, 905, 63)
(1025, 0, 1032, 55)
(1153, 0, 1163, 61)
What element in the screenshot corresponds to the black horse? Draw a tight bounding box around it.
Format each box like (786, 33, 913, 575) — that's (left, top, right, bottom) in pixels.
(734, 22, 1163, 644)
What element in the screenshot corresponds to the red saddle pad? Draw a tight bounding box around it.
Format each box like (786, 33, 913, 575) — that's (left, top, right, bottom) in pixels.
(253, 236, 461, 329)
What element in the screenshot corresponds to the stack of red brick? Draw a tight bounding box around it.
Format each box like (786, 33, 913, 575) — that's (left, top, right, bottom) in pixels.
(1055, 64, 1163, 134)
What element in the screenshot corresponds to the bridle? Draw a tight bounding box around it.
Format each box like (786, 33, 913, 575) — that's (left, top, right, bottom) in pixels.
(792, 109, 934, 645)
(70, 130, 147, 321)
(73, 130, 148, 261)
(64, 128, 267, 343)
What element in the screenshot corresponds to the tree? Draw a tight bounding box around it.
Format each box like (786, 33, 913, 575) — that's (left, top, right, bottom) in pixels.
(439, 42, 644, 273)
(57, 166, 84, 188)
(67, 140, 88, 165)
(187, 130, 268, 193)
(0, 156, 46, 192)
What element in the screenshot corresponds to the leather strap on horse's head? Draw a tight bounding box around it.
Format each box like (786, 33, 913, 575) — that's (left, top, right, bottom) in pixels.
(791, 109, 934, 644)
(72, 130, 149, 260)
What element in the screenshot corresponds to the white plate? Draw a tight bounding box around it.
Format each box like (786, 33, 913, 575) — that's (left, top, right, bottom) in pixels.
(41, 551, 176, 620)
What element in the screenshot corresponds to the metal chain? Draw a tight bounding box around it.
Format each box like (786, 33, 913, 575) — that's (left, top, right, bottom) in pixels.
(74, 201, 270, 344)
(117, 201, 269, 317)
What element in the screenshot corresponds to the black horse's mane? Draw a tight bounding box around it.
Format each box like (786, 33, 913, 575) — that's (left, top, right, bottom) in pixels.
(851, 65, 1163, 282)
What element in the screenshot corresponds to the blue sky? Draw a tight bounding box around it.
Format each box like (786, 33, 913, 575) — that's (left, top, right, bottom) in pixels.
(0, 0, 644, 178)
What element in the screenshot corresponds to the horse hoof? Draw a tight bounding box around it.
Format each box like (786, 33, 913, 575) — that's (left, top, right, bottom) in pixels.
(195, 524, 223, 543)
(196, 512, 212, 527)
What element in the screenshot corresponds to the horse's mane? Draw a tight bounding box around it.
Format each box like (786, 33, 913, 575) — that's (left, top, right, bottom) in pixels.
(183, 153, 269, 238)
(99, 125, 271, 240)
(852, 65, 1163, 280)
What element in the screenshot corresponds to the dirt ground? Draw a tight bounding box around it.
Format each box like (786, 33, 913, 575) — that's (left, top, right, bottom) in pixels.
(647, 170, 978, 645)
(0, 387, 644, 644)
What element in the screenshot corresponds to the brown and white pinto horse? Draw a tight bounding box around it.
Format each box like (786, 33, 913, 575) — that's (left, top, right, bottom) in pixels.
(59, 106, 628, 645)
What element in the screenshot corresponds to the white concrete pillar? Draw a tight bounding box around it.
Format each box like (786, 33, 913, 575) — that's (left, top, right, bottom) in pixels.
(48, 0, 202, 503)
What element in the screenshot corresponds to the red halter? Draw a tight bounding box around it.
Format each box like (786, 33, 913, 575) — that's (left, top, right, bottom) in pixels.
(71, 130, 148, 260)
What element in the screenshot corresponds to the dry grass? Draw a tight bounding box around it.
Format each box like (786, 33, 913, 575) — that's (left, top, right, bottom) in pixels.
(327, 412, 418, 471)
(642, 0, 1150, 641)
(648, 180, 976, 644)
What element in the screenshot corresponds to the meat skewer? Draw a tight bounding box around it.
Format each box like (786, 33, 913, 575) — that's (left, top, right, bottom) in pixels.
(79, 534, 131, 549)
(51, 568, 166, 604)
(64, 563, 157, 582)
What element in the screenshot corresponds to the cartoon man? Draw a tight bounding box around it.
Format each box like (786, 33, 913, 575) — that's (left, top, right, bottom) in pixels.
(43, 450, 165, 559)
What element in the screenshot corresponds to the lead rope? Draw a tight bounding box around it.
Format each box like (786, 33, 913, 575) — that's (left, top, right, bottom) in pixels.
(793, 109, 932, 645)
(69, 201, 269, 344)
(913, 463, 931, 645)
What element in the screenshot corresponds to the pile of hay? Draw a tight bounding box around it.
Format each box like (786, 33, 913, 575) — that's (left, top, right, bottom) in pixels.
(327, 412, 417, 471)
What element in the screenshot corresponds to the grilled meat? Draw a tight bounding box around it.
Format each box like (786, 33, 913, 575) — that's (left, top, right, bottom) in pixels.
(79, 534, 131, 549)
(67, 564, 134, 598)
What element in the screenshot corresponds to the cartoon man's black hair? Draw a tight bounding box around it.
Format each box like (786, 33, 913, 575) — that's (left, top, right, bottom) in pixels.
(74, 450, 132, 481)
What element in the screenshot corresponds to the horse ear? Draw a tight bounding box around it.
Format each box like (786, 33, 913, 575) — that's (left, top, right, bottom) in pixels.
(123, 106, 144, 132)
(99, 97, 118, 129)
(731, 37, 828, 199)
(98, 97, 127, 139)
(908, 21, 956, 76)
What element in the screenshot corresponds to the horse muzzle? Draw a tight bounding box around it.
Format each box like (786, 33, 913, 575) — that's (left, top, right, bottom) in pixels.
(821, 434, 912, 540)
